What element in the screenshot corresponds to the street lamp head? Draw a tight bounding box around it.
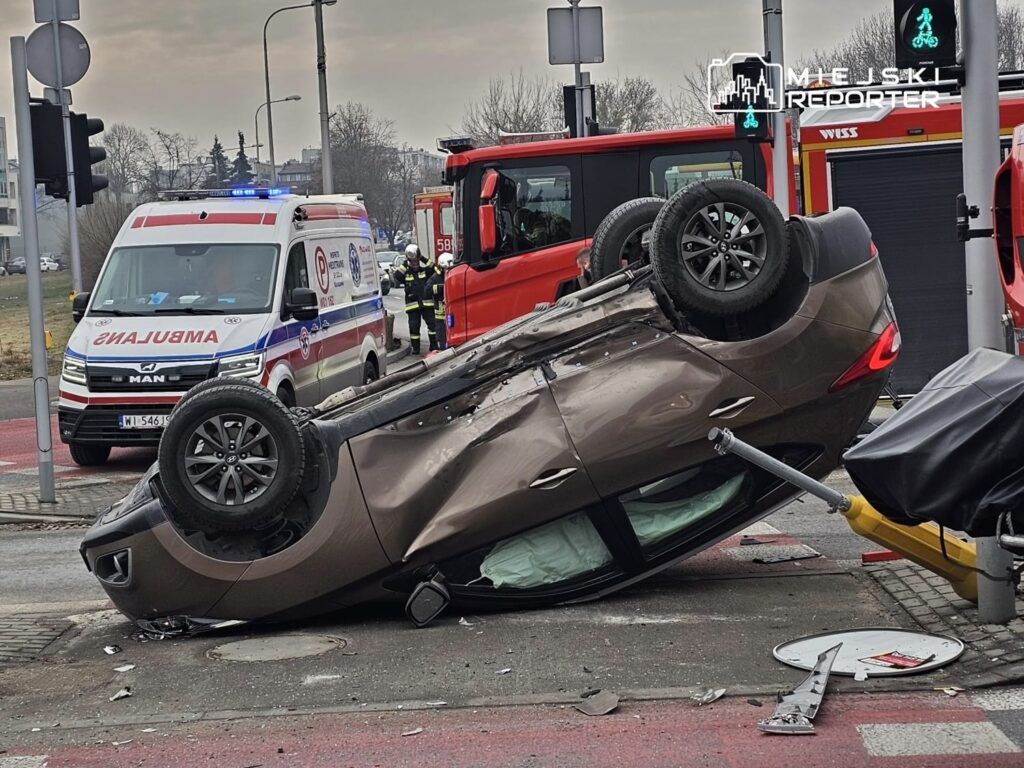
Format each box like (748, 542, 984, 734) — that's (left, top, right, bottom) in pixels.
(323, 0, 338, 5)
(286, 94, 302, 101)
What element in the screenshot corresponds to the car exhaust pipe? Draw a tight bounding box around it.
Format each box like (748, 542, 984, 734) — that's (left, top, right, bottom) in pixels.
(709, 428, 850, 512)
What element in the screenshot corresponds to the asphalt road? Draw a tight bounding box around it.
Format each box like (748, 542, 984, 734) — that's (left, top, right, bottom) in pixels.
(0, 529, 105, 606)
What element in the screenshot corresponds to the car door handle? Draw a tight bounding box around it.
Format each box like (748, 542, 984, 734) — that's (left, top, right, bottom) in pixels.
(530, 467, 578, 489)
(709, 396, 756, 419)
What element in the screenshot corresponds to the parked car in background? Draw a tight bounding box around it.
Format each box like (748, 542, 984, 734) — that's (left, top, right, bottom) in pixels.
(40, 256, 60, 272)
(375, 250, 403, 277)
(8, 257, 26, 274)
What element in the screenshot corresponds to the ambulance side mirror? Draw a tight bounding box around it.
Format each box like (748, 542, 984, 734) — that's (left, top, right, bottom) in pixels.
(72, 292, 90, 323)
(285, 287, 318, 322)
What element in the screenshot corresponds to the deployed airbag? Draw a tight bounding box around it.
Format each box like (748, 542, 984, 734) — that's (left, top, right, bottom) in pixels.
(844, 349, 1024, 536)
(624, 474, 745, 547)
(479, 512, 613, 589)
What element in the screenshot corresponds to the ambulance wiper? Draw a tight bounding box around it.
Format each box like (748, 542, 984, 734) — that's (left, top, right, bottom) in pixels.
(90, 309, 147, 317)
(152, 307, 227, 315)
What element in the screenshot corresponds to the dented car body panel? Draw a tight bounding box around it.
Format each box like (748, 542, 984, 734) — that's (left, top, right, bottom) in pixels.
(81, 214, 896, 626)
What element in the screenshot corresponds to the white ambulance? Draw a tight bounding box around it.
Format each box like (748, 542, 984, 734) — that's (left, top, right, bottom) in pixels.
(59, 188, 388, 466)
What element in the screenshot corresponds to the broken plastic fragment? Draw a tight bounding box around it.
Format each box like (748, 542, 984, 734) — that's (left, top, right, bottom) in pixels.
(758, 643, 841, 735)
(935, 686, 965, 697)
(691, 688, 726, 706)
(111, 740, 133, 747)
(458, 617, 475, 628)
(103, 645, 122, 655)
(574, 690, 619, 716)
(114, 664, 136, 673)
(495, 667, 512, 675)
(401, 727, 424, 737)
(426, 701, 448, 707)
(141, 728, 156, 733)
(109, 687, 132, 702)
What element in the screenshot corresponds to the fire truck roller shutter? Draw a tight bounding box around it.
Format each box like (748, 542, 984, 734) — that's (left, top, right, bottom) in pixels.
(828, 146, 967, 394)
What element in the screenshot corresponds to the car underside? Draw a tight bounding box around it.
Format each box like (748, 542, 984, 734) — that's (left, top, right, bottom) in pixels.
(81, 182, 899, 629)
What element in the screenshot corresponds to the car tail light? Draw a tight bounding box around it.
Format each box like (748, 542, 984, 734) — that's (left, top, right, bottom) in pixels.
(870, 241, 879, 259)
(829, 322, 901, 392)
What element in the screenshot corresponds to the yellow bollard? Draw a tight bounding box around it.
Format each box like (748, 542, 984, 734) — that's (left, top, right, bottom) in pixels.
(44, 330, 53, 350)
(842, 495, 978, 603)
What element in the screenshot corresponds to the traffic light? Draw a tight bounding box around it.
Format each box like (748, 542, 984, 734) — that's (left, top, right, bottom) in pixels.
(894, 0, 957, 69)
(69, 113, 107, 206)
(730, 58, 772, 141)
(29, 101, 69, 198)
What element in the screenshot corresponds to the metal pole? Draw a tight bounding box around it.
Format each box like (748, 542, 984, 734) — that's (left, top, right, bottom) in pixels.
(762, 0, 789, 218)
(313, 0, 333, 194)
(254, 103, 262, 165)
(960, 0, 1016, 623)
(11, 36, 56, 503)
(262, 11, 279, 185)
(49, 2, 82, 292)
(570, 0, 584, 138)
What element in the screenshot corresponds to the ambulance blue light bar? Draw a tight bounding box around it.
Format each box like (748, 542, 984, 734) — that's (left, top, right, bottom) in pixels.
(225, 187, 290, 198)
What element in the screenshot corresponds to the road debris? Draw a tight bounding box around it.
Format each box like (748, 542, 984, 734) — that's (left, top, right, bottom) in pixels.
(691, 688, 726, 706)
(401, 727, 424, 737)
(425, 701, 448, 707)
(458, 617, 475, 628)
(747, 698, 763, 707)
(109, 687, 133, 702)
(773, 628, 964, 677)
(581, 688, 602, 698)
(495, 667, 512, 675)
(141, 728, 157, 733)
(103, 645, 122, 655)
(758, 643, 841, 735)
(752, 552, 821, 564)
(574, 691, 619, 716)
(935, 686, 966, 697)
(740, 536, 777, 546)
(113, 664, 136, 673)
(111, 740, 133, 747)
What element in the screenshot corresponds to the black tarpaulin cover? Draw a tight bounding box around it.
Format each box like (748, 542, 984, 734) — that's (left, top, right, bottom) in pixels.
(844, 349, 1024, 536)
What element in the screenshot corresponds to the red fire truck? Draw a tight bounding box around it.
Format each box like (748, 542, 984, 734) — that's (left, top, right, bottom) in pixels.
(413, 187, 454, 264)
(440, 127, 796, 347)
(799, 95, 1024, 392)
(993, 122, 1024, 356)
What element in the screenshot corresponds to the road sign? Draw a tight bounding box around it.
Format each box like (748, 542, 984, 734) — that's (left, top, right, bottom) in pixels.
(547, 6, 603, 65)
(26, 22, 90, 87)
(33, 0, 80, 23)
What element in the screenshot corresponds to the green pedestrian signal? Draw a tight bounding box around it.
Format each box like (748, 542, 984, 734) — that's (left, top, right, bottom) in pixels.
(743, 106, 759, 130)
(912, 7, 939, 50)
(894, 0, 956, 68)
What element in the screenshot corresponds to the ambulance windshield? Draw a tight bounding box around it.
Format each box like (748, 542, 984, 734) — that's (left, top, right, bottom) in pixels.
(90, 243, 279, 315)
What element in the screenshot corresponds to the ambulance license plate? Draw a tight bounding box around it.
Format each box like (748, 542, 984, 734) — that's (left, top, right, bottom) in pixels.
(119, 414, 170, 429)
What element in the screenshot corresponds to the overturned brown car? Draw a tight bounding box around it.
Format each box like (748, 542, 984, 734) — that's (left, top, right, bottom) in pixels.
(81, 181, 899, 629)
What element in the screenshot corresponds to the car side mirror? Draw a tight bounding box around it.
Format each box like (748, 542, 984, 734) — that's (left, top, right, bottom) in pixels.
(72, 291, 90, 323)
(404, 574, 450, 628)
(285, 287, 318, 322)
(479, 203, 498, 255)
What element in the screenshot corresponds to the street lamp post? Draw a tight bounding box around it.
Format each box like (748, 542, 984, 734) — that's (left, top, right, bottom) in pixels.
(313, 0, 334, 194)
(255, 94, 301, 171)
(262, 1, 336, 188)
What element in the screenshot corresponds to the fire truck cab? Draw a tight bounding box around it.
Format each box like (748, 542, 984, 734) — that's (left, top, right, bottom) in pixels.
(413, 187, 455, 264)
(441, 127, 793, 347)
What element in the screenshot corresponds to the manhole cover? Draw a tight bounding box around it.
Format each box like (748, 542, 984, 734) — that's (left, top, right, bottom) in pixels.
(207, 634, 346, 662)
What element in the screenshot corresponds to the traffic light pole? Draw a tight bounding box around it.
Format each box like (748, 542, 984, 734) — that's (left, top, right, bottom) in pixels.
(47, 8, 82, 293)
(762, 0, 789, 218)
(959, 0, 1017, 623)
(10, 36, 56, 504)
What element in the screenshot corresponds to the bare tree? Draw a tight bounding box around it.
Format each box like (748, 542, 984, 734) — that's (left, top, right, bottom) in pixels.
(101, 123, 150, 198)
(375, 148, 434, 248)
(797, 4, 1024, 78)
(459, 70, 561, 146)
(595, 75, 666, 133)
(664, 54, 732, 128)
(145, 130, 208, 196)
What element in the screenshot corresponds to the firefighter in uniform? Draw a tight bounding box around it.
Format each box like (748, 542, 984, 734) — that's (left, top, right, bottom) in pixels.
(393, 244, 437, 354)
(426, 252, 454, 350)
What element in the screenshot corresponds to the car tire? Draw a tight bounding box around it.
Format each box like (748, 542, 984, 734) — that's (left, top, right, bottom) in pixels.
(172, 376, 267, 415)
(590, 197, 665, 281)
(69, 442, 111, 466)
(651, 179, 790, 317)
(363, 358, 379, 385)
(381, 281, 391, 296)
(157, 381, 305, 533)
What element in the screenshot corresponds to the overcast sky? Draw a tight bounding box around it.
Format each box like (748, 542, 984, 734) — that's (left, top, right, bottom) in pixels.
(1, 0, 918, 163)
